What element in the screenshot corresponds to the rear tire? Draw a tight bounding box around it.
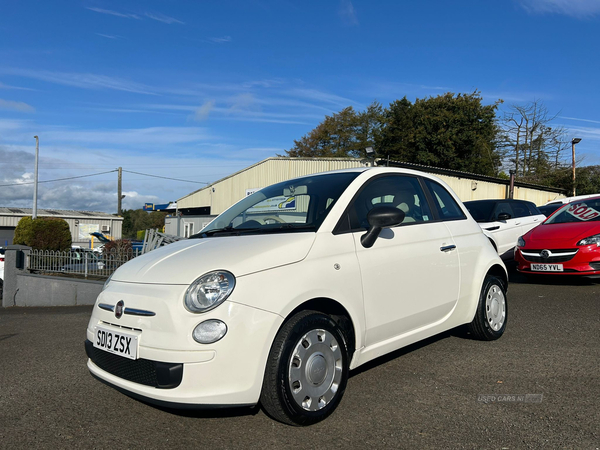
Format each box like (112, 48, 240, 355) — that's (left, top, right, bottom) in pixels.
(468, 274, 507, 340)
(260, 310, 349, 426)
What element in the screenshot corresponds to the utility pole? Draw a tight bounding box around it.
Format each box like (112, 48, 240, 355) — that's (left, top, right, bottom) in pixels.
(117, 167, 123, 215)
(571, 138, 581, 196)
(33, 135, 39, 219)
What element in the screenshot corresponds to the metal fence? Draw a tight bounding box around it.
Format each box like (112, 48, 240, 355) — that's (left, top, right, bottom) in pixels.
(28, 248, 141, 279)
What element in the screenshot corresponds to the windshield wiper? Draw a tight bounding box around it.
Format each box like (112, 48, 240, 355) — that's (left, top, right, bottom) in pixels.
(191, 226, 235, 238)
(192, 223, 316, 239)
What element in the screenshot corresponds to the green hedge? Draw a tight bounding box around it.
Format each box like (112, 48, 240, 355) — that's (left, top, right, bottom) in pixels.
(13, 217, 72, 251)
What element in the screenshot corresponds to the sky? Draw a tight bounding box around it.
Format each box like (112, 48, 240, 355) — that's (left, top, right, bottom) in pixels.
(1, 0, 600, 213)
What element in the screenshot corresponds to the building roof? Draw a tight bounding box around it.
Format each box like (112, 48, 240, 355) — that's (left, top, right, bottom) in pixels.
(0, 207, 122, 220)
(384, 159, 566, 194)
(177, 157, 369, 202)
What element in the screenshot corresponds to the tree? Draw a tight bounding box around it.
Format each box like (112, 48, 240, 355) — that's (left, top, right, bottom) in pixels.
(379, 92, 501, 175)
(284, 103, 384, 158)
(13, 217, 72, 251)
(498, 100, 570, 184)
(121, 209, 167, 238)
(285, 92, 502, 177)
(574, 165, 600, 195)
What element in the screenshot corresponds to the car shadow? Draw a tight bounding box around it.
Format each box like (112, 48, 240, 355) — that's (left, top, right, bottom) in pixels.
(349, 331, 454, 379)
(152, 403, 261, 419)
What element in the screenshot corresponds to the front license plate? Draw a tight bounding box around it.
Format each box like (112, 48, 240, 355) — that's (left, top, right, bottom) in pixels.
(93, 325, 139, 360)
(531, 263, 563, 272)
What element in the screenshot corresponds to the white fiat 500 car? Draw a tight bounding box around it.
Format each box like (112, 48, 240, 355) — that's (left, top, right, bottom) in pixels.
(85, 168, 508, 426)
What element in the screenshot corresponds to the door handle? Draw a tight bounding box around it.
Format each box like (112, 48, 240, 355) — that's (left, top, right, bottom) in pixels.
(515, 222, 521, 225)
(440, 245, 456, 252)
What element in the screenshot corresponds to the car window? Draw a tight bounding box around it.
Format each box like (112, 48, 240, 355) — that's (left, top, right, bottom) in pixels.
(538, 204, 562, 217)
(464, 201, 495, 222)
(200, 172, 361, 236)
(544, 199, 600, 224)
(423, 179, 466, 221)
(493, 202, 514, 220)
(347, 175, 433, 230)
(511, 202, 530, 218)
(526, 202, 542, 216)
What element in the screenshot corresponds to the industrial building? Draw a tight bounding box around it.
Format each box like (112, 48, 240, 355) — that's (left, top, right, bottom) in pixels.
(0, 208, 123, 248)
(166, 157, 565, 237)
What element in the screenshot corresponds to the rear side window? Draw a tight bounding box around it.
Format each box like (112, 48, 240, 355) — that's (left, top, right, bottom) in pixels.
(423, 179, 466, 221)
(493, 202, 514, 220)
(526, 202, 542, 216)
(511, 201, 531, 218)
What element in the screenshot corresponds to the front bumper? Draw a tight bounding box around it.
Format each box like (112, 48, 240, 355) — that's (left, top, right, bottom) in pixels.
(86, 281, 284, 407)
(515, 246, 600, 276)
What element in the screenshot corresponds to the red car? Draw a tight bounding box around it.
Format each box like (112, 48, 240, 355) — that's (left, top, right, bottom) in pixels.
(515, 196, 600, 277)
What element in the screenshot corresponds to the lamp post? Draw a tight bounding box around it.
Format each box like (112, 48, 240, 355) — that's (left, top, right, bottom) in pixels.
(572, 138, 581, 196)
(33, 135, 39, 219)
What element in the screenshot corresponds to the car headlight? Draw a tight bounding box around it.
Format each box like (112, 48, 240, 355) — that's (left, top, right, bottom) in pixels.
(577, 234, 600, 246)
(517, 236, 526, 248)
(184, 270, 235, 313)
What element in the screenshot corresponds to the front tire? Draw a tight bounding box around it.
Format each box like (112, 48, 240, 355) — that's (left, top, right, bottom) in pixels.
(260, 310, 349, 426)
(468, 274, 507, 340)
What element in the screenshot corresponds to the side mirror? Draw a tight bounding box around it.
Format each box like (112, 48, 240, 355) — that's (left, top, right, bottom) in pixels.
(497, 212, 511, 221)
(361, 206, 405, 248)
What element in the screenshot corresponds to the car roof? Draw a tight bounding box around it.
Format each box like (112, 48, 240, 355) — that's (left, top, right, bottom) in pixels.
(464, 199, 531, 204)
(544, 194, 600, 205)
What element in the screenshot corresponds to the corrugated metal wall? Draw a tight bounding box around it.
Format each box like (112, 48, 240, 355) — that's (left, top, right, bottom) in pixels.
(178, 157, 566, 215)
(0, 214, 123, 247)
(178, 158, 368, 214)
(435, 175, 565, 206)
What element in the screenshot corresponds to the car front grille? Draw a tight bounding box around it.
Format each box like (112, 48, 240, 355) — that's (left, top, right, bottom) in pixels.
(85, 340, 183, 389)
(520, 249, 578, 263)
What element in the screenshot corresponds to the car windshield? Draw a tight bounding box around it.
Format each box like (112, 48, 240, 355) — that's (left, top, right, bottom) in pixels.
(195, 171, 361, 237)
(464, 201, 495, 222)
(544, 199, 600, 224)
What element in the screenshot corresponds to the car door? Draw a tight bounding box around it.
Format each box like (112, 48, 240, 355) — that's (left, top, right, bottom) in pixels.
(346, 174, 460, 348)
(487, 202, 521, 258)
(513, 201, 543, 235)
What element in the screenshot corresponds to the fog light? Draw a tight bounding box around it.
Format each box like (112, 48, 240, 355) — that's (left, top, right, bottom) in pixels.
(193, 320, 227, 344)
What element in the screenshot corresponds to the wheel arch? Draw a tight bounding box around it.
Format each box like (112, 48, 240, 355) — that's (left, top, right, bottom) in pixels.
(487, 263, 508, 290)
(286, 298, 357, 360)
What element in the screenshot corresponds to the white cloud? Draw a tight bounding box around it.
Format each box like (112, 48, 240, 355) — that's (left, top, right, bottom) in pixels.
(208, 36, 232, 43)
(518, 0, 600, 18)
(96, 33, 119, 40)
(145, 12, 184, 25)
(192, 101, 215, 121)
(2, 68, 156, 95)
(563, 125, 600, 140)
(0, 98, 35, 113)
(42, 126, 211, 147)
(229, 93, 259, 113)
(0, 81, 35, 91)
(288, 88, 357, 108)
(560, 116, 600, 125)
(339, 0, 359, 25)
(86, 7, 141, 20)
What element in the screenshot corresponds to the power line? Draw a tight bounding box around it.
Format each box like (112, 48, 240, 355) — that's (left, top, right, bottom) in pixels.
(121, 169, 210, 184)
(0, 170, 118, 187)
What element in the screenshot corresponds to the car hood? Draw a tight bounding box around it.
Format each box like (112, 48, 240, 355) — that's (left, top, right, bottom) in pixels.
(111, 233, 316, 285)
(525, 222, 600, 246)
